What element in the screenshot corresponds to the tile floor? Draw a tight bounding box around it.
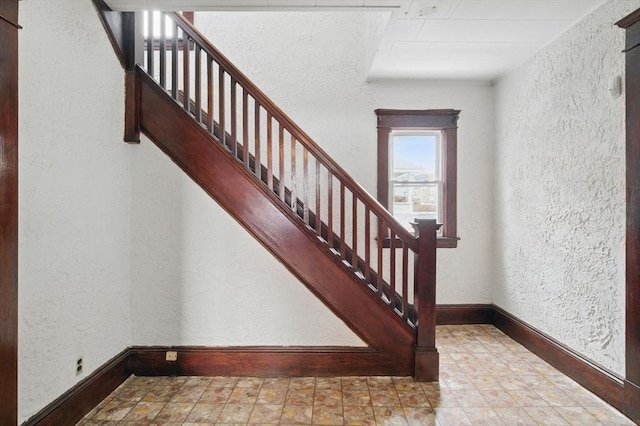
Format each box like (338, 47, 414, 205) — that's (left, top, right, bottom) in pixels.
(78, 325, 634, 425)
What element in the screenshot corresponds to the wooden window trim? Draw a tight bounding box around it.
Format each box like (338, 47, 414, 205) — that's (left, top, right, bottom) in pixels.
(375, 109, 460, 248)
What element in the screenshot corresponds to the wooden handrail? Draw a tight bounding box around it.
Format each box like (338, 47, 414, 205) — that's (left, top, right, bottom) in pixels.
(166, 12, 417, 250)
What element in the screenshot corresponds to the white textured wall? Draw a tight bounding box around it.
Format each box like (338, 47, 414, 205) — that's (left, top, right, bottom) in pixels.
(493, 0, 635, 375)
(130, 10, 494, 347)
(18, 0, 132, 422)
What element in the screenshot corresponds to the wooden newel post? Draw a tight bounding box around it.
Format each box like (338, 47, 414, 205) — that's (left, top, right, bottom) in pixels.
(411, 218, 441, 382)
(124, 11, 143, 143)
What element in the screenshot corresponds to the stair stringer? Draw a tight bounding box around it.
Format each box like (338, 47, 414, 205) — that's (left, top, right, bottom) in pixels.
(136, 68, 416, 375)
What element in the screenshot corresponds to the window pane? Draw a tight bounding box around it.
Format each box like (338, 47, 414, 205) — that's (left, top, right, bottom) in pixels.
(392, 134, 438, 182)
(392, 183, 440, 231)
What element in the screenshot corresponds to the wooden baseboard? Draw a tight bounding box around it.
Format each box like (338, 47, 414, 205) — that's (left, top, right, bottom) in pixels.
(624, 380, 640, 424)
(129, 346, 411, 377)
(492, 305, 626, 413)
(23, 349, 131, 426)
(436, 304, 493, 325)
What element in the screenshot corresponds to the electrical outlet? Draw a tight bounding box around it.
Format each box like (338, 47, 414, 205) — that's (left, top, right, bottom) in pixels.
(76, 357, 83, 375)
(166, 351, 178, 361)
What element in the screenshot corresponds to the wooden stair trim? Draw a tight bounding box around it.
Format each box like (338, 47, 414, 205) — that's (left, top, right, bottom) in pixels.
(137, 68, 416, 373)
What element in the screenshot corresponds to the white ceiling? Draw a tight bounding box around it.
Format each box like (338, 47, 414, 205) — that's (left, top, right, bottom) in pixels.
(105, 0, 606, 82)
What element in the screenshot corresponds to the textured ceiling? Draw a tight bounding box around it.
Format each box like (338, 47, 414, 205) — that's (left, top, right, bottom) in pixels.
(105, 0, 606, 81)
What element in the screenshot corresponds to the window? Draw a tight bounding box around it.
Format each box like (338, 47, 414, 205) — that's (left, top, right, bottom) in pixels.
(375, 109, 460, 248)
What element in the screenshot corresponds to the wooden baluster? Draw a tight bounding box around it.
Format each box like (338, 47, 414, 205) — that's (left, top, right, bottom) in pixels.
(352, 195, 357, 271)
(290, 136, 296, 212)
(243, 90, 249, 169)
(194, 46, 202, 123)
(146, 11, 154, 76)
(303, 147, 309, 225)
(159, 13, 166, 88)
(412, 218, 441, 382)
(377, 221, 384, 294)
(402, 243, 409, 320)
(171, 21, 178, 99)
(278, 126, 285, 201)
(390, 230, 396, 307)
(340, 183, 346, 260)
(183, 35, 190, 113)
(365, 206, 371, 283)
(230, 78, 237, 158)
(207, 56, 214, 134)
(315, 159, 321, 236)
(218, 68, 225, 147)
(267, 113, 273, 190)
(254, 103, 261, 179)
(327, 174, 333, 249)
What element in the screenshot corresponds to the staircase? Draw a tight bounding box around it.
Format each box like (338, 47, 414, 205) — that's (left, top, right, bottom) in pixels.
(94, 3, 440, 380)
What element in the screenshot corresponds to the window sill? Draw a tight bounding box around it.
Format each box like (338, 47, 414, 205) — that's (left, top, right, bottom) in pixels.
(380, 236, 459, 249)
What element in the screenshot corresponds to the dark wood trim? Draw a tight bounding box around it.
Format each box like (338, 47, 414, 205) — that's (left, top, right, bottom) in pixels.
(23, 349, 131, 426)
(0, 1, 19, 424)
(92, 0, 128, 69)
(375, 109, 460, 129)
(413, 219, 441, 381)
(130, 347, 404, 377)
(436, 304, 493, 325)
(493, 305, 626, 413)
(624, 380, 640, 422)
(617, 10, 640, 424)
(374, 109, 460, 248)
(124, 70, 141, 143)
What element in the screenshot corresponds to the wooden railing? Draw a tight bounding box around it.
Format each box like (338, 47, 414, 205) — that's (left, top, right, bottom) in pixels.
(139, 11, 439, 337)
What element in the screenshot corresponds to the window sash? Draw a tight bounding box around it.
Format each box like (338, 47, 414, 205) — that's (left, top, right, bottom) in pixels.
(389, 131, 442, 230)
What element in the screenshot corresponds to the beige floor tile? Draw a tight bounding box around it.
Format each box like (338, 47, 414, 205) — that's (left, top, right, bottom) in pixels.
(342, 389, 371, 406)
(397, 390, 430, 408)
(403, 407, 436, 426)
(554, 406, 601, 425)
(493, 407, 537, 425)
(184, 401, 224, 423)
(373, 406, 409, 425)
(121, 401, 166, 422)
(280, 404, 313, 424)
(522, 406, 569, 425)
(76, 325, 634, 425)
(463, 407, 505, 425)
(369, 390, 401, 407)
(200, 385, 233, 403)
(285, 387, 315, 405)
(92, 400, 137, 421)
(343, 405, 375, 425)
(312, 405, 343, 425)
(257, 387, 289, 404)
(227, 386, 260, 404)
(434, 407, 473, 425)
(314, 389, 343, 406)
(154, 402, 196, 422)
(217, 403, 254, 423)
(316, 377, 342, 389)
(249, 404, 284, 423)
(585, 406, 636, 425)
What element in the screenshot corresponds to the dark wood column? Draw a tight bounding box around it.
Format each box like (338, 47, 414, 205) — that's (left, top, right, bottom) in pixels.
(0, 0, 19, 424)
(616, 8, 640, 424)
